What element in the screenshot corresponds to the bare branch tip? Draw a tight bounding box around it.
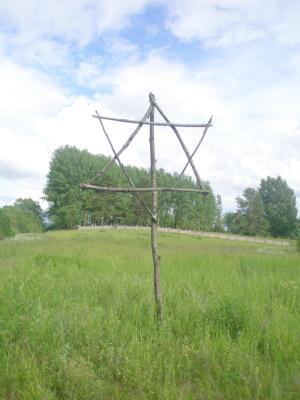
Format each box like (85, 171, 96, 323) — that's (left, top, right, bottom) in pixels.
(149, 92, 156, 103)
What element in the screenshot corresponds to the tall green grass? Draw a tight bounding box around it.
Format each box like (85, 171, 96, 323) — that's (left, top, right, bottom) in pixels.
(0, 230, 299, 399)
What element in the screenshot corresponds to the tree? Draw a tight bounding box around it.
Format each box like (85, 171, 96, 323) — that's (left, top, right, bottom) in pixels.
(259, 176, 297, 237)
(14, 198, 43, 218)
(44, 146, 92, 229)
(0, 208, 15, 238)
(0, 198, 44, 236)
(223, 212, 241, 234)
(213, 194, 223, 231)
(236, 188, 269, 236)
(2, 204, 44, 234)
(44, 146, 128, 229)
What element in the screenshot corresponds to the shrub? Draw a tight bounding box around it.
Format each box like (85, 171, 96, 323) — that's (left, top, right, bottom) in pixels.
(0, 208, 15, 238)
(296, 229, 300, 252)
(206, 297, 248, 340)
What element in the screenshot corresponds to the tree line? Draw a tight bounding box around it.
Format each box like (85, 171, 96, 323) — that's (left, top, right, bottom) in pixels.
(1, 145, 298, 239)
(224, 176, 298, 237)
(43, 145, 222, 231)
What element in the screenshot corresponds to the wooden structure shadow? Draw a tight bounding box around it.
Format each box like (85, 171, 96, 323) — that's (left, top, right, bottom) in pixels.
(80, 92, 213, 322)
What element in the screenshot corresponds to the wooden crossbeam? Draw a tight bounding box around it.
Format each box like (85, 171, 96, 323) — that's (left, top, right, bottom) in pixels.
(80, 184, 209, 194)
(93, 114, 212, 128)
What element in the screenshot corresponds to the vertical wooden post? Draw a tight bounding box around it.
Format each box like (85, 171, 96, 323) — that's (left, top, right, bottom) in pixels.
(149, 93, 163, 322)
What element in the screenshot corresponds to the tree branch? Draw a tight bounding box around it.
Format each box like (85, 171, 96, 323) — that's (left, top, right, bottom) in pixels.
(80, 184, 209, 194)
(93, 110, 156, 221)
(153, 100, 204, 190)
(180, 116, 213, 176)
(90, 105, 153, 182)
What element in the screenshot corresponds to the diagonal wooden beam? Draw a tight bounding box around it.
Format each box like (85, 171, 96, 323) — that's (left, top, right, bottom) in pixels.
(152, 99, 204, 190)
(90, 104, 153, 182)
(180, 116, 213, 176)
(93, 110, 156, 221)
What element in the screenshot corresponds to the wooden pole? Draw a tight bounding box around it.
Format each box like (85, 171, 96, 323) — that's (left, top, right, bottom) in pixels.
(93, 114, 212, 128)
(149, 94, 163, 322)
(80, 184, 209, 194)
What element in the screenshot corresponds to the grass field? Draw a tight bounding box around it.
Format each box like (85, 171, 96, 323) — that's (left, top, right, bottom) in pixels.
(0, 229, 300, 399)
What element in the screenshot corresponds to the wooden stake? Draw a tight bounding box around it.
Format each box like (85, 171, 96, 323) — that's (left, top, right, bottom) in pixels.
(149, 95, 163, 322)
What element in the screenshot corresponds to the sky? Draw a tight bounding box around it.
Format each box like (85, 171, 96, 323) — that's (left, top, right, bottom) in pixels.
(0, 0, 300, 213)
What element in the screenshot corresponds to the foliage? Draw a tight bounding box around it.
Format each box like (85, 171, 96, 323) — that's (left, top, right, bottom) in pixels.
(44, 145, 220, 231)
(0, 208, 15, 238)
(296, 229, 300, 252)
(14, 198, 43, 218)
(225, 177, 298, 238)
(236, 188, 269, 236)
(223, 211, 241, 234)
(0, 198, 44, 238)
(259, 176, 297, 237)
(212, 194, 224, 231)
(0, 229, 299, 399)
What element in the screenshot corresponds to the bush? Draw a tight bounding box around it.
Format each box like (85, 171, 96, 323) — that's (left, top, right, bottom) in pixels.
(0, 208, 15, 238)
(205, 297, 248, 340)
(296, 229, 300, 252)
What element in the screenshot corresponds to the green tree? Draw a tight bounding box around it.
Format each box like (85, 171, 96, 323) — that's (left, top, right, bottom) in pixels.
(259, 176, 297, 237)
(223, 212, 241, 234)
(44, 146, 126, 228)
(0, 198, 44, 235)
(213, 194, 223, 231)
(14, 198, 44, 231)
(0, 208, 15, 238)
(3, 204, 44, 233)
(236, 188, 269, 236)
(14, 198, 43, 218)
(296, 230, 300, 252)
(44, 146, 93, 228)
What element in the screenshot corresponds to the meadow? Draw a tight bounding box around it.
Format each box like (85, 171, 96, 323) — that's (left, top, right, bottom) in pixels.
(0, 229, 299, 399)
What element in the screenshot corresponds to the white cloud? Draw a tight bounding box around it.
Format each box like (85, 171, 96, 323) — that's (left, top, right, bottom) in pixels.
(165, 0, 300, 47)
(0, 33, 72, 67)
(0, 53, 70, 205)
(0, 56, 68, 127)
(0, 0, 151, 46)
(0, 0, 151, 73)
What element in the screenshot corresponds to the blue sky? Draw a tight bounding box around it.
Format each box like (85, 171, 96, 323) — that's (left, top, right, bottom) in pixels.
(0, 0, 300, 212)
